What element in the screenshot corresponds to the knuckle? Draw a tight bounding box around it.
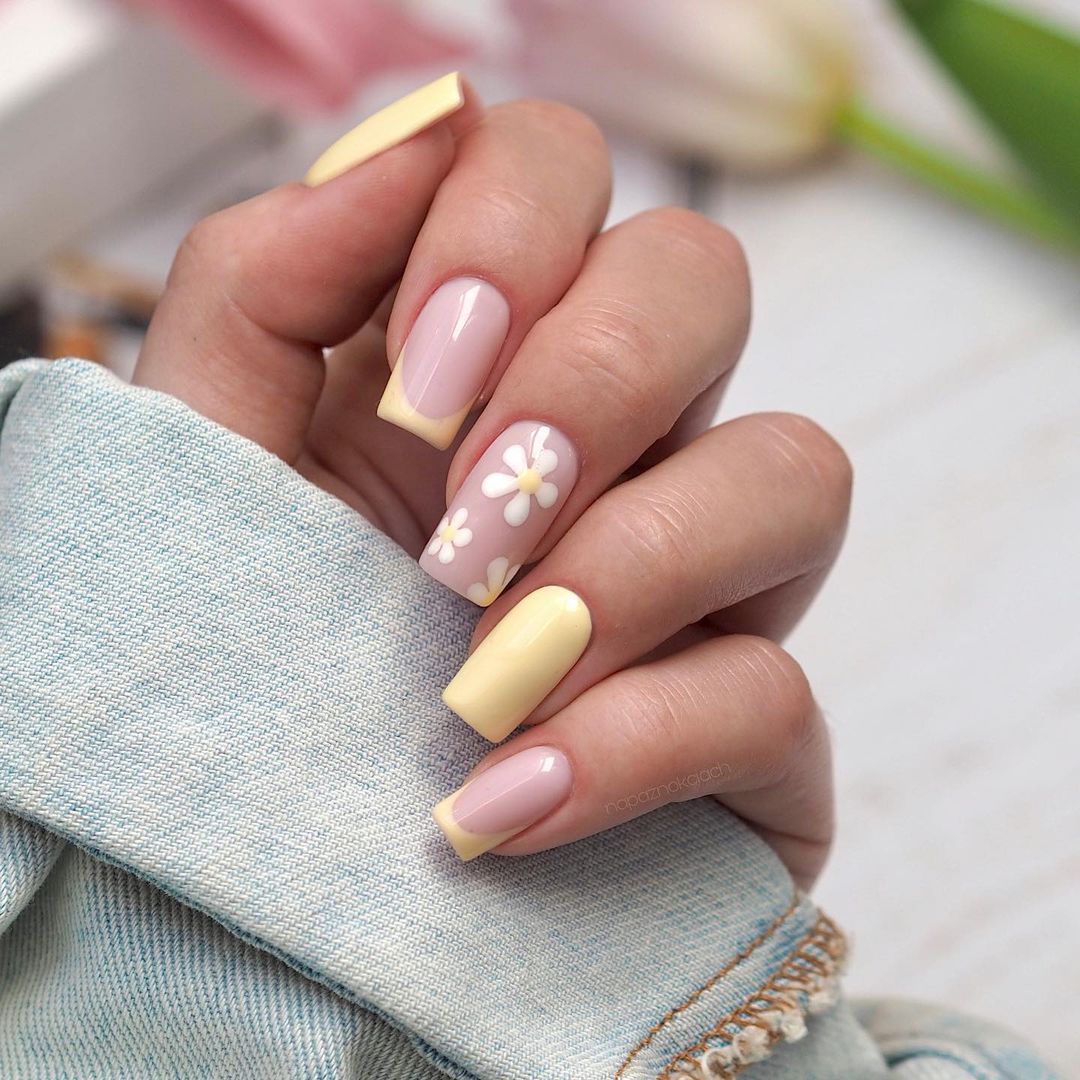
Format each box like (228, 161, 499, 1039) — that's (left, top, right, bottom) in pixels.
(732, 637, 817, 756)
(173, 213, 226, 275)
(627, 209, 751, 349)
(472, 184, 566, 254)
(616, 669, 725, 795)
(619, 672, 695, 751)
(634, 207, 750, 287)
(503, 98, 608, 160)
(557, 300, 666, 425)
(743, 412, 853, 514)
(595, 482, 705, 593)
(170, 210, 241, 290)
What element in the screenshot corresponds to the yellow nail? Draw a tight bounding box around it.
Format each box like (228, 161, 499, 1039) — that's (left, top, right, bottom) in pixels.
(443, 586, 592, 742)
(304, 72, 463, 187)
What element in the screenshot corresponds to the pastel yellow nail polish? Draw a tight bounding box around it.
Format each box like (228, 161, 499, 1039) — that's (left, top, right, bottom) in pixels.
(442, 587, 591, 742)
(304, 72, 463, 187)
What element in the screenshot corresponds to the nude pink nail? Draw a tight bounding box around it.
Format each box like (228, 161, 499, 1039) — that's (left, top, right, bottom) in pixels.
(432, 746, 572, 860)
(378, 277, 510, 449)
(419, 420, 578, 605)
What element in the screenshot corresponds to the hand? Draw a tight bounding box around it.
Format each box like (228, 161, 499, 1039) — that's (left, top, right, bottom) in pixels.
(135, 76, 850, 889)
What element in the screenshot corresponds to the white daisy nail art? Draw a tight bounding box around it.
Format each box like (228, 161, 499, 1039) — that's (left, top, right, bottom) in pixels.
(426, 507, 473, 565)
(479, 425, 560, 526)
(465, 556, 522, 607)
(418, 420, 578, 605)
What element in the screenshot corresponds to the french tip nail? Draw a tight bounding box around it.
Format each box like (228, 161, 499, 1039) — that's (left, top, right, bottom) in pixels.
(376, 357, 464, 450)
(431, 797, 497, 861)
(433, 746, 573, 861)
(378, 279, 510, 450)
(303, 72, 464, 187)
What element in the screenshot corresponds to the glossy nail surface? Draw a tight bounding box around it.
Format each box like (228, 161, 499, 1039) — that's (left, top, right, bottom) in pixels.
(443, 586, 591, 742)
(304, 72, 463, 187)
(419, 421, 578, 603)
(432, 746, 572, 861)
(378, 278, 510, 449)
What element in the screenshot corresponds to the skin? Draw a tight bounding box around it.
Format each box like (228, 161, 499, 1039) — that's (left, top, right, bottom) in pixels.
(135, 85, 850, 891)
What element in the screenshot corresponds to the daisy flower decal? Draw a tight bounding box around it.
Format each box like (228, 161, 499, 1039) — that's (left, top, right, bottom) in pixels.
(465, 556, 521, 607)
(480, 425, 559, 526)
(426, 507, 473, 565)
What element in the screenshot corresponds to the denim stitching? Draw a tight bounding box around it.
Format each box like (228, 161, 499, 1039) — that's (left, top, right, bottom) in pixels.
(614, 893, 801, 1078)
(662, 912, 848, 1079)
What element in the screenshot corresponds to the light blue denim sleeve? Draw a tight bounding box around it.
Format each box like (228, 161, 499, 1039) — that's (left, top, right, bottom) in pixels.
(852, 1000, 1064, 1080)
(0, 359, 1057, 1080)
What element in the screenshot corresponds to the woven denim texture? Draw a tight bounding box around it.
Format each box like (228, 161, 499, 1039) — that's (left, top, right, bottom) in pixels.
(0, 360, 1059, 1079)
(0, 811, 448, 1079)
(851, 1000, 1063, 1080)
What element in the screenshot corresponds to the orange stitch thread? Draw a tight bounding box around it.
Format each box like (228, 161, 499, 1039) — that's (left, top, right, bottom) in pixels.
(613, 891, 801, 1079)
(656, 914, 848, 1080)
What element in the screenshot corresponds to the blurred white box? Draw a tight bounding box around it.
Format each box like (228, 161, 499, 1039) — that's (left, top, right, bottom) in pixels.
(0, 0, 265, 297)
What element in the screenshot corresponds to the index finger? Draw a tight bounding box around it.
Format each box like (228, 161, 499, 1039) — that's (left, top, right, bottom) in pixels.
(135, 74, 465, 462)
(378, 99, 612, 450)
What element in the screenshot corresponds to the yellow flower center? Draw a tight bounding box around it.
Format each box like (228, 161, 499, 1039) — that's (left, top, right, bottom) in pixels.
(439, 525, 457, 544)
(517, 468, 543, 495)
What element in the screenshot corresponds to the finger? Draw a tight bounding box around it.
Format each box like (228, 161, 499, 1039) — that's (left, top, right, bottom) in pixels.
(377, 99, 612, 450)
(432, 634, 834, 889)
(135, 74, 465, 462)
(636, 369, 733, 473)
(440, 413, 850, 742)
(353, 77, 487, 336)
(298, 323, 453, 552)
(707, 565, 836, 642)
(419, 208, 750, 602)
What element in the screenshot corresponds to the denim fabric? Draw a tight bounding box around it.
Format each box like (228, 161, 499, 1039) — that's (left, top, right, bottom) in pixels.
(0, 359, 1061, 1079)
(852, 1000, 1063, 1080)
(0, 812, 446, 1079)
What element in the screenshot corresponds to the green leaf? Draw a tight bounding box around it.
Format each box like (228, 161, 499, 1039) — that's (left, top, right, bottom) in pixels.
(836, 99, 1079, 248)
(893, 0, 1080, 225)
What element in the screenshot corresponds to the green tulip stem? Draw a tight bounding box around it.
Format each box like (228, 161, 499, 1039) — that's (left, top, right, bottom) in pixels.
(835, 97, 1079, 249)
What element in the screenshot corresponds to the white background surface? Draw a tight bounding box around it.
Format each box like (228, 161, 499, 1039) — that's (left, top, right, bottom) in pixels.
(723, 159, 1080, 1074)
(596, 5, 1079, 1070)
(3, 0, 1078, 1072)
(717, 7, 1080, 1073)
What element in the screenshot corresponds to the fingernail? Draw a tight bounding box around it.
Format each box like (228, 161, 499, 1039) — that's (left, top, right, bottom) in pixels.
(304, 72, 463, 187)
(432, 746, 572, 861)
(443, 587, 591, 742)
(419, 421, 578, 604)
(378, 278, 510, 449)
